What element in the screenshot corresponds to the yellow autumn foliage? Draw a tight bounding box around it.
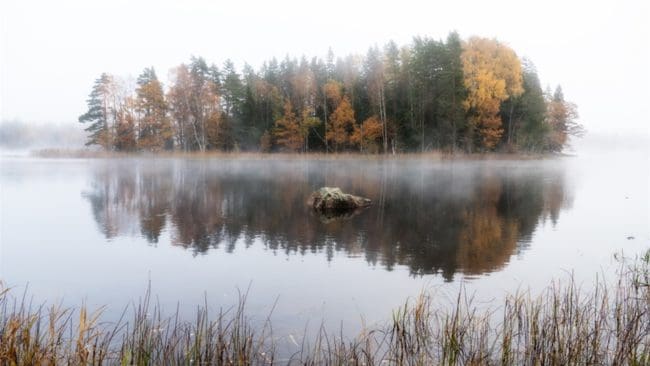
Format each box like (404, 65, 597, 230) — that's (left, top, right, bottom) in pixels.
(461, 37, 523, 149)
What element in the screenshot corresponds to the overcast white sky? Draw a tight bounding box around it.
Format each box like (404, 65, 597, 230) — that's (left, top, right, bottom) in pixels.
(1, 0, 648, 136)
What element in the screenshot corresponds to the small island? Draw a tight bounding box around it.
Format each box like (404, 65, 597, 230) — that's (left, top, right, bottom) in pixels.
(78, 33, 583, 157)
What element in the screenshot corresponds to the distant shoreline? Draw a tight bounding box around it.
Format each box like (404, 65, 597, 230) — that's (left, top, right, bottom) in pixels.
(28, 148, 563, 161)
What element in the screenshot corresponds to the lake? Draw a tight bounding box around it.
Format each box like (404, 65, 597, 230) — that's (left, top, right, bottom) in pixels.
(1, 150, 648, 350)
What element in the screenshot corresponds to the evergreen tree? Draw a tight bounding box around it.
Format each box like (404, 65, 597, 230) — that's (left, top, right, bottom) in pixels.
(219, 60, 245, 149)
(221, 60, 244, 119)
(79, 73, 114, 149)
(500, 59, 548, 151)
(363, 46, 388, 153)
(439, 32, 467, 151)
(383, 41, 402, 153)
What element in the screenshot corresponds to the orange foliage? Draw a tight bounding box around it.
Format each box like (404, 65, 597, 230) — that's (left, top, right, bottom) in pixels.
(545, 97, 580, 152)
(206, 111, 234, 151)
(326, 96, 356, 151)
(259, 131, 273, 152)
(136, 78, 172, 151)
(115, 110, 137, 152)
(323, 80, 342, 106)
(274, 101, 303, 152)
(351, 115, 384, 153)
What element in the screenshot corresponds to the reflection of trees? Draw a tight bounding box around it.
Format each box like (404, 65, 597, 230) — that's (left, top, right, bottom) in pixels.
(83, 166, 139, 239)
(84, 160, 572, 279)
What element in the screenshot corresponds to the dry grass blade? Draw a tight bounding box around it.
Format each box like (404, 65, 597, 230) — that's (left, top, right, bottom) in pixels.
(1, 251, 648, 365)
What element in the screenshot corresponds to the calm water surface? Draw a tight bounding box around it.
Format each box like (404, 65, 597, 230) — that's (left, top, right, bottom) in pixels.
(1, 152, 648, 346)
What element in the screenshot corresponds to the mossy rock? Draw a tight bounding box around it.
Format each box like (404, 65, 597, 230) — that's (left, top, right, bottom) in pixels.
(308, 187, 371, 212)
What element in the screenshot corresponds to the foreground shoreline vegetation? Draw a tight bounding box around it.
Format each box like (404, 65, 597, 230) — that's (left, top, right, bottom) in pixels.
(78, 33, 583, 157)
(1, 251, 647, 365)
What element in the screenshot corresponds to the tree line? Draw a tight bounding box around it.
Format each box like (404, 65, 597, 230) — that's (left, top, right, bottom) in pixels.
(79, 33, 584, 154)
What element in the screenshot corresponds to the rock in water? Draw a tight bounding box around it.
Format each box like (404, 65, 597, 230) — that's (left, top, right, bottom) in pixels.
(308, 187, 371, 212)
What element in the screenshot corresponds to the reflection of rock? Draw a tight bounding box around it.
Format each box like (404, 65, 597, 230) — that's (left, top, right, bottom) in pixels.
(313, 206, 368, 224)
(308, 187, 371, 213)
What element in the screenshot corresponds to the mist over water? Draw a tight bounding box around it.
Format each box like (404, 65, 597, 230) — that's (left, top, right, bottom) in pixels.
(1, 153, 648, 345)
(0, 120, 86, 152)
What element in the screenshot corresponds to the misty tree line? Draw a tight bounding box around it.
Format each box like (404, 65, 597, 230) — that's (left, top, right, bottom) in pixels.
(79, 32, 584, 154)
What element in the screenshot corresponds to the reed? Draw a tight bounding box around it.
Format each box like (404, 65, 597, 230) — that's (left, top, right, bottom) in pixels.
(1, 251, 648, 365)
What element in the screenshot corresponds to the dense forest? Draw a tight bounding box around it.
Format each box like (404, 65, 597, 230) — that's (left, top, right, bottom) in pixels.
(79, 33, 584, 154)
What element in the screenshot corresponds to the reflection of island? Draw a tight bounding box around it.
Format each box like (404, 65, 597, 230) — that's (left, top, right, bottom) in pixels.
(83, 160, 572, 280)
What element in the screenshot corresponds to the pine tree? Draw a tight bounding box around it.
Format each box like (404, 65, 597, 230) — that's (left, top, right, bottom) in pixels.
(501, 59, 548, 151)
(221, 60, 245, 126)
(79, 73, 114, 149)
(440, 32, 467, 151)
(364, 46, 388, 153)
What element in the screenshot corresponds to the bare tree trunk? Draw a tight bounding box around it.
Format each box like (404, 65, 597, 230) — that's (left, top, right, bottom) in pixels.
(420, 100, 425, 153)
(359, 122, 364, 153)
(102, 94, 109, 150)
(305, 124, 309, 153)
(379, 84, 388, 154)
(507, 103, 515, 146)
(201, 112, 206, 151)
(451, 75, 457, 154)
(191, 117, 204, 152)
(323, 93, 328, 154)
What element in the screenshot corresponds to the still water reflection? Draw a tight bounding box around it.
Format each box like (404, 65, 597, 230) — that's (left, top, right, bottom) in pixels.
(4, 153, 649, 344)
(82, 159, 571, 280)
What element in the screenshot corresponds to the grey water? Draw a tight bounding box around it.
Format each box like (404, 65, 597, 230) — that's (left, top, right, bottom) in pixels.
(1, 151, 648, 347)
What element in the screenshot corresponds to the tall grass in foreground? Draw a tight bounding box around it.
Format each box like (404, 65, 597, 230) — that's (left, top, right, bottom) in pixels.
(1, 252, 648, 365)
